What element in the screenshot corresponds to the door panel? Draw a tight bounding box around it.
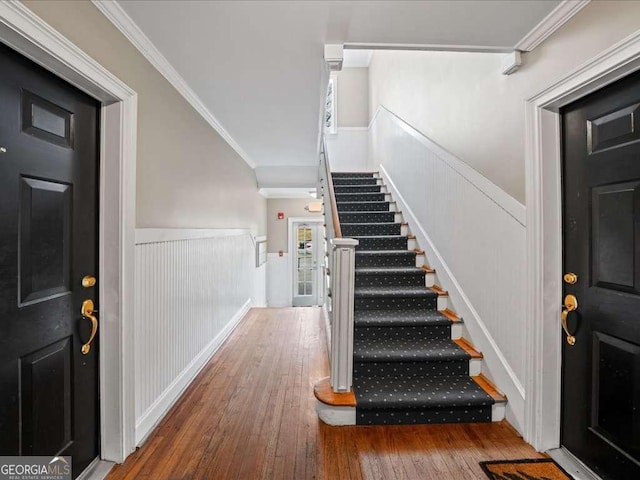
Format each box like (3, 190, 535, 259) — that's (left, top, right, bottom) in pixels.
(562, 69, 640, 479)
(0, 43, 99, 477)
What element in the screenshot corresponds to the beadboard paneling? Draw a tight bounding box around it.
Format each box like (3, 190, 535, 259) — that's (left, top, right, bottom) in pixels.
(371, 107, 527, 431)
(134, 230, 258, 444)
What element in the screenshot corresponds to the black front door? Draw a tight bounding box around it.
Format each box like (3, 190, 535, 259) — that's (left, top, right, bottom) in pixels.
(561, 69, 640, 479)
(0, 43, 100, 477)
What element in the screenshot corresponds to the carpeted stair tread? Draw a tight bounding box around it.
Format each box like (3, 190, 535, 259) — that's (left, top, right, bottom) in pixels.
(353, 375, 495, 409)
(355, 285, 436, 298)
(354, 337, 469, 362)
(331, 172, 376, 178)
(354, 309, 453, 327)
(355, 266, 422, 275)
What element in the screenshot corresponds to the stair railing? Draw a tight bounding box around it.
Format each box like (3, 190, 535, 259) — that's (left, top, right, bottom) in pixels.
(319, 137, 358, 393)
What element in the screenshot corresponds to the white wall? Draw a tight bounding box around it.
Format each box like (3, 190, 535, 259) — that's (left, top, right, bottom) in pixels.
(326, 128, 370, 172)
(133, 229, 264, 444)
(337, 67, 369, 128)
(368, 0, 640, 203)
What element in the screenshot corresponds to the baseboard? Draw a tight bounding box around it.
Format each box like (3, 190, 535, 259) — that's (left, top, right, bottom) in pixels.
(379, 164, 526, 432)
(134, 298, 252, 445)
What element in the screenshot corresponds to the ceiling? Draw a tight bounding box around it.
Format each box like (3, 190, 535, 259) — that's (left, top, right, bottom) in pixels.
(110, 0, 562, 187)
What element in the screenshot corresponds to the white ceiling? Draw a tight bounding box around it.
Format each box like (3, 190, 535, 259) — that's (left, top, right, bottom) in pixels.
(112, 0, 562, 187)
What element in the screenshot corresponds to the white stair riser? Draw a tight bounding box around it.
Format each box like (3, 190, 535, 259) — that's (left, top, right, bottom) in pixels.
(316, 400, 505, 425)
(436, 295, 448, 310)
(424, 272, 436, 287)
(450, 322, 463, 339)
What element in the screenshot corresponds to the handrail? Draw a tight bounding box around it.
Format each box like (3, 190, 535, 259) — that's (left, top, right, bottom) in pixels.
(323, 139, 342, 238)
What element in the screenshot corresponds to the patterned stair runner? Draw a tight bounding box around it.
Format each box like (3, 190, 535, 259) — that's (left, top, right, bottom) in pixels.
(332, 171, 496, 425)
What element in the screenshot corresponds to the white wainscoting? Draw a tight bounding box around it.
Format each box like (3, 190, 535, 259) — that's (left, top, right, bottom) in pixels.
(134, 229, 261, 444)
(325, 127, 370, 172)
(266, 253, 291, 307)
(370, 107, 528, 432)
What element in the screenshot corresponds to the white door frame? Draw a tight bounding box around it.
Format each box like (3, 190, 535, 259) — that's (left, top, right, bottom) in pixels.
(524, 29, 640, 452)
(288, 217, 324, 306)
(0, 3, 137, 463)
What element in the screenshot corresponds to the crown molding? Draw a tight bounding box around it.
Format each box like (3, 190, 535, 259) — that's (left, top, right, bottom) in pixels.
(515, 0, 591, 52)
(91, 0, 256, 169)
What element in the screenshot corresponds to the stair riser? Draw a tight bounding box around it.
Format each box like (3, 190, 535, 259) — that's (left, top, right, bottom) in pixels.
(354, 296, 437, 311)
(355, 406, 492, 425)
(333, 178, 380, 186)
(354, 360, 468, 378)
(354, 237, 407, 250)
(355, 272, 425, 287)
(337, 202, 390, 212)
(339, 212, 395, 223)
(356, 253, 416, 267)
(334, 185, 382, 193)
(343, 224, 401, 236)
(335, 193, 389, 202)
(355, 325, 451, 341)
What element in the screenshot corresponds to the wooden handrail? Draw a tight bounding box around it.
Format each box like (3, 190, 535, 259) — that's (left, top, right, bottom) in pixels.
(323, 140, 342, 238)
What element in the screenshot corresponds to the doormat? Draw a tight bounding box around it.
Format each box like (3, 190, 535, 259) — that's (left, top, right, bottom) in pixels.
(479, 458, 573, 480)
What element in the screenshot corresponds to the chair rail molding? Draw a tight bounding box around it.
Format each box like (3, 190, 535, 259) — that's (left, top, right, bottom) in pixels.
(524, 28, 640, 452)
(0, 0, 138, 463)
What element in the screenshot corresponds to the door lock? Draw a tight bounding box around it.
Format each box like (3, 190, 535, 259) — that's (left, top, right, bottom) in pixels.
(563, 272, 578, 284)
(561, 294, 578, 346)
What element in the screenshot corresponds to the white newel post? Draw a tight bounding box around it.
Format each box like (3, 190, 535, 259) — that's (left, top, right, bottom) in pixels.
(330, 238, 358, 392)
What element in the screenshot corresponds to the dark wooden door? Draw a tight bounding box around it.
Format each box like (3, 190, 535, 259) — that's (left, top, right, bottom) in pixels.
(0, 43, 100, 478)
(561, 69, 640, 479)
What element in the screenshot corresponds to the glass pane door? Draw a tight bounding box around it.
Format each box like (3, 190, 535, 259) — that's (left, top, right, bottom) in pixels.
(292, 222, 319, 306)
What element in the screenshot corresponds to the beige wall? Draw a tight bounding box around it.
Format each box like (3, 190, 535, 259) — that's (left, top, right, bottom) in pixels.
(337, 67, 369, 128)
(23, 0, 266, 233)
(266, 198, 322, 253)
(369, 0, 640, 203)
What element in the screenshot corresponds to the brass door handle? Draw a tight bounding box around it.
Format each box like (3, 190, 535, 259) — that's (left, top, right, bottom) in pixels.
(561, 294, 578, 346)
(81, 299, 98, 355)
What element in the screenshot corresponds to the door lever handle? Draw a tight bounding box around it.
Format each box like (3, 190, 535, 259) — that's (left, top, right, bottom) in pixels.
(561, 294, 578, 346)
(81, 299, 99, 355)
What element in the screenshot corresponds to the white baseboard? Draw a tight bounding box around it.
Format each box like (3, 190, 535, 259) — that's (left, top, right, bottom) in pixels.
(134, 298, 252, 445)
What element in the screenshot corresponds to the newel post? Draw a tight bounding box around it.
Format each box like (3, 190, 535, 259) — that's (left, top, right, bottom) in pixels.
(329, 238, 358, 392)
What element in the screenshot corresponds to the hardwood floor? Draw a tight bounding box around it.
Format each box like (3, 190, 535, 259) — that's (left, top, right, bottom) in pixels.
(106, 307, 542, 480)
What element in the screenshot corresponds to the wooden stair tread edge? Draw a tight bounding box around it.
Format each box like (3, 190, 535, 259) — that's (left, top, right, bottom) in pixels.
(453, 338, 483, 359)
(472, 374, 507, 403)
(413, 249, 425, 255)
(313, 377, 357, 407)
(440, 308, 461, 323)
(429, 285, 448, 296)
(420, 265, 435, 274)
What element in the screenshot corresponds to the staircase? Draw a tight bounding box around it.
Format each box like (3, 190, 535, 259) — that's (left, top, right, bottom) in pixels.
(317, 171, 506, 426)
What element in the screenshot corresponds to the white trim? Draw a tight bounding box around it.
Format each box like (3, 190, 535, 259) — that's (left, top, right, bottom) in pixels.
(258, 187, 317, 199)
(135, 228, 250, 244)
(524, 28, 640, 452)
(0, 1, 137, 464)
(376, 106, 526, 226)
(515, 1, 591, 52)
(91, 0, 256, 169)
(337, 127, 369, 132)
(345, 42, 512, 53)
(379, 165, 525, 400)
(135, 299, 251, 445)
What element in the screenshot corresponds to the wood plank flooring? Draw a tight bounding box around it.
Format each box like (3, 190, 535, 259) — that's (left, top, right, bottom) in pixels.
(106, 307, 542, 480)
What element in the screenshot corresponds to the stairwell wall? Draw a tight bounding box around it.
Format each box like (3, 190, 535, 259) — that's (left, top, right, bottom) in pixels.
(368, 0, 640, 204)
(365, 1, 640, 434)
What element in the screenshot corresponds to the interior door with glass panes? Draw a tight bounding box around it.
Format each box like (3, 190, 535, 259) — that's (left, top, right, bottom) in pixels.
(291, 221, 322, 307)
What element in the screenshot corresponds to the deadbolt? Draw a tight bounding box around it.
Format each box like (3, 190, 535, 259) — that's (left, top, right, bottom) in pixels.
(82, 275, 97, 288)
(563, 272, 578, 285)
